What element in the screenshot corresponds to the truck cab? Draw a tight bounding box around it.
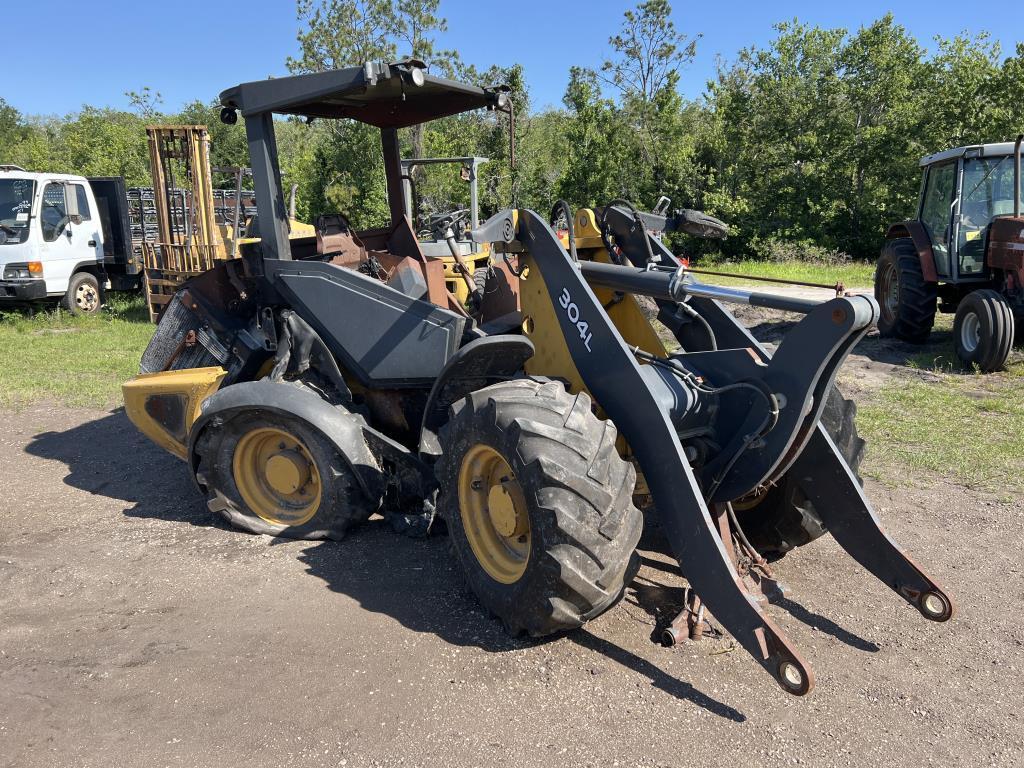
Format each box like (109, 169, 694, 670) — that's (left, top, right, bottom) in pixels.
(0, 167, 140, 314)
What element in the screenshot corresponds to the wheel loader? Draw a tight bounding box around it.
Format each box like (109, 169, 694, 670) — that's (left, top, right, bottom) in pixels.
(877, 135, 1023, 371)
(122, 60, 953, 696)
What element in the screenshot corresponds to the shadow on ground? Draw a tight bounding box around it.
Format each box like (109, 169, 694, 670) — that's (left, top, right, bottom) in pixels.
(24, 408, 219, 528)
(22, 407, 745, 720)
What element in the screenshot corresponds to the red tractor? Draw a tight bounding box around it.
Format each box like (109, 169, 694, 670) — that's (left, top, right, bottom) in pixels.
(876, 136, 1023, 371)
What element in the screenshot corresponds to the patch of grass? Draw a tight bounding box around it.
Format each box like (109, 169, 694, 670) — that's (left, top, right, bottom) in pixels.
(858, 362, 1024, 494)
(0, 293, 154, 409)
(691, 259, 874, 289)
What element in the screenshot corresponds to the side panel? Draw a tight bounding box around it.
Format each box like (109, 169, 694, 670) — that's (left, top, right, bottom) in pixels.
(269, 259, 465, 387)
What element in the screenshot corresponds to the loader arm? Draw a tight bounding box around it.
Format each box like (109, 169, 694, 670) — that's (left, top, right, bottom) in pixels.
(488, 207, 952, 695)
(510, 209, 814, 693)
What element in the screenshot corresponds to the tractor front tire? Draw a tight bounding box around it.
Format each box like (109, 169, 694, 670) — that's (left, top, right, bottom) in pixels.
(953, 289, 1014, 373)
(193, 410, 375, 539)
(875, 238, 936, 343)
(736, 388, 865, 560)
(437, 379, 643, 638)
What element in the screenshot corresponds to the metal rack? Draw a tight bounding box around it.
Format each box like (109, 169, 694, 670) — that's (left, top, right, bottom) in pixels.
(142, 126, 229, 321)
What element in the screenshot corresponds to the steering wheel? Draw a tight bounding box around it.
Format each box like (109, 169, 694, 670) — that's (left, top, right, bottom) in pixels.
(426, 208, 470, 240)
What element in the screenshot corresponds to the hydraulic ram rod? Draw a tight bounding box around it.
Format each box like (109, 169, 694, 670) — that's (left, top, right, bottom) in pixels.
(578, 260, 823, 315)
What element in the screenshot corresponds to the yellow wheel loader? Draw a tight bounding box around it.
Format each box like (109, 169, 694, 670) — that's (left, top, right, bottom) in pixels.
(123, 60, 953, 696)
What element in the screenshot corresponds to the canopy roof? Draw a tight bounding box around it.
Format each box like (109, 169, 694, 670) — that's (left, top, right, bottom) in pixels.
(219, 61, 501, 129)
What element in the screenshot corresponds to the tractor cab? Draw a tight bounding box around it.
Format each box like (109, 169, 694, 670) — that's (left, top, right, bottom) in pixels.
(914, 141, 1024, 282)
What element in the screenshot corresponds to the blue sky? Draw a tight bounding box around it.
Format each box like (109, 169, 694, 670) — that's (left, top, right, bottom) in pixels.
(5, 0, 1022, 117)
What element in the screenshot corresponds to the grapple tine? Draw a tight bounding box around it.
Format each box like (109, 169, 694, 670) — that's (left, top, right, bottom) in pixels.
(790, 426, 955, 622)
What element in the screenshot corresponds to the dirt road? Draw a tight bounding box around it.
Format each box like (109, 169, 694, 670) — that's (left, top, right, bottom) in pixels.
(1, 395, 1021, 768)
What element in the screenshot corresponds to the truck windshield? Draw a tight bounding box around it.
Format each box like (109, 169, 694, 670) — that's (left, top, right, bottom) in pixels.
(0, 178, 35, 245)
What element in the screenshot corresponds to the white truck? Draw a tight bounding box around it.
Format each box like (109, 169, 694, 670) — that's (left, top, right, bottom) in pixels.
(0, 167, 142, 314)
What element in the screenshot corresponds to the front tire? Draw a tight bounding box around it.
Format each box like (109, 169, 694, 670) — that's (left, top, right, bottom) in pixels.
(735, 388, 865, 560)
(437, 379, 643, 637)
(63, 272, 102, 315)
(193, 410, 375, 539)
(953, 289, 1014, 373)
(875, 238, 936, 343)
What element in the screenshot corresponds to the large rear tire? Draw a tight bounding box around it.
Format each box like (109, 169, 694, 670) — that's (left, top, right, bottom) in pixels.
(193, 410, 374, 539)
(953, 289, 1014, 373)
(437, 379, 643, 637)
(735, 388, 865, 560)
(875, 238, 936, 343)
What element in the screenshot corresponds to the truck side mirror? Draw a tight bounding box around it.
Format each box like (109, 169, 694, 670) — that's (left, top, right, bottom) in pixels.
(63, 182, 82, 225)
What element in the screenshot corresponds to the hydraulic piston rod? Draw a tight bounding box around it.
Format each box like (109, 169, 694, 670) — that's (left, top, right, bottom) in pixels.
(578, 260, 823, 314)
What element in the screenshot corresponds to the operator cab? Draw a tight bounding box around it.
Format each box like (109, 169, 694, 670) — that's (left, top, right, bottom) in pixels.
(916, 142, 1024, 281)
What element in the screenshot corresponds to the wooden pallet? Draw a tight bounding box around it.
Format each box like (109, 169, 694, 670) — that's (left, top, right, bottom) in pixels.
(142, 242, 224, 322)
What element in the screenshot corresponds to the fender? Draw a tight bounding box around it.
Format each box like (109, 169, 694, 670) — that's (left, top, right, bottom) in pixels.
(70, 261, 102, 275)
(188, 379, 385, 503)
(886, 221, 938, 282)
(419, 335, 535, 457)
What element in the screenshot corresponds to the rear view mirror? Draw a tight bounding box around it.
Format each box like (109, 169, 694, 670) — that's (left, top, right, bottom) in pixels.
(63, 182, 82, 224)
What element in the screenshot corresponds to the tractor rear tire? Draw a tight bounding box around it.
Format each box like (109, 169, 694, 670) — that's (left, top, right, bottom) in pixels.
(875, 238, 936, 343)
(953, 289, 1015, 373)
(193, 410, 374, 539)
(736, 388, 865, 561)
(436, 379, 643, 638)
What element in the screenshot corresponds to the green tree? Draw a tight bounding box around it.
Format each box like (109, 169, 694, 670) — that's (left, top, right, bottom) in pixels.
(125, 87, 165, 120)
(288, 0, 396, 73)
(599, 0, 699, 103)
(0, 98, 30, 161)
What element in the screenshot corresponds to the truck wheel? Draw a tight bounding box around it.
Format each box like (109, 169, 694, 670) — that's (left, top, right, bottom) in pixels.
(875, 238, 936, 343)
(62, 272, 102, 315)
(192, 410, 374, 539)
(735, 388, 865, 561)
(436, 379, 643, 637)
(953, 289, 1014, 373)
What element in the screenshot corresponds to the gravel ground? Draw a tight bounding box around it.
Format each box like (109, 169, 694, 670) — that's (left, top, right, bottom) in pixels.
(1, 397, 1022, 768)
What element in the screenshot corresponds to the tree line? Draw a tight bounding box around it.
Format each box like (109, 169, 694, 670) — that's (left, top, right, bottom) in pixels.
(1, 0, 1022, 262)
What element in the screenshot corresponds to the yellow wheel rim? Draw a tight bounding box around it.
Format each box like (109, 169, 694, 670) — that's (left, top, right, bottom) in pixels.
(458, 444, 531, 584)
(232, 426, 322, 526)
(732, 494, 765, 513)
